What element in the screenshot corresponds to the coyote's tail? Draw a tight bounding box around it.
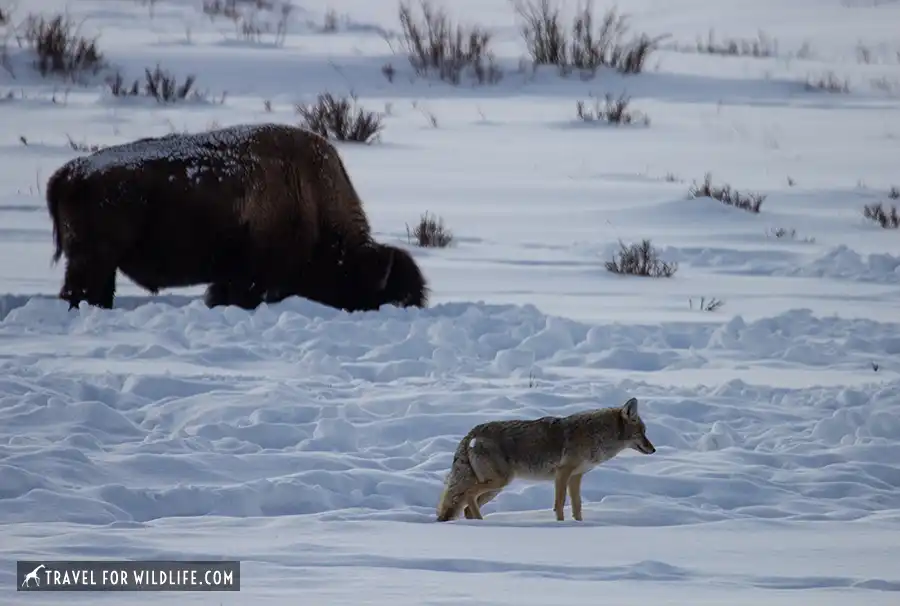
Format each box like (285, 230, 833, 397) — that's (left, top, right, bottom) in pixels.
(435, 431, 478, 522)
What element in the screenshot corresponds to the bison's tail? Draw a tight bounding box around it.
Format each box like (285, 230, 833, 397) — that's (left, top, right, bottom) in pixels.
(45, 166, 69, 265)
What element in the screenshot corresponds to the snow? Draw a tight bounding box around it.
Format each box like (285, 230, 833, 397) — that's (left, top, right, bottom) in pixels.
(2, 0, 900, 603)
(66, 123, 265, 177)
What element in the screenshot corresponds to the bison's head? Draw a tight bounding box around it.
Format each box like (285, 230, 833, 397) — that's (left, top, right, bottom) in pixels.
(261, 241, 428, 314)
(340, 242, 429, 312)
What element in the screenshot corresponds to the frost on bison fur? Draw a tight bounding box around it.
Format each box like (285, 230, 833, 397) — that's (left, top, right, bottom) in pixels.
(45, 123, 429, 313)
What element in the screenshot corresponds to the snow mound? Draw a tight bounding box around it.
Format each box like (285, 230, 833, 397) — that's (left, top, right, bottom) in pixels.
(1, 296, 898, 529)
(781, 246, 900, 284)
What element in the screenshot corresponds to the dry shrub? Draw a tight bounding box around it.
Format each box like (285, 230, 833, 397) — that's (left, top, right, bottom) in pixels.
(397, 0, 501, 85)
(765, 227, 815, 243)
(106, 65, 204, 103)
(694, 29, 777, 57)
(576, 92, 649, 125)
(65, 134, 103, 152)
(805, 71, 849, 93)
(690, 296, 724, 311)
(605, 239, 676, 277)
(407, 212, 453, 247)
(514, 0, 665, 76)
(863, 203, 899, 229)
(688, 173, 765, 213)
(18, 13, 104, 80)
(295, 92, 384, 143)
(202, 0, 241, 21)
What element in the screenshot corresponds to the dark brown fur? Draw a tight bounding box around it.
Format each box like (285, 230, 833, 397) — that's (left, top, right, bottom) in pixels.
(45, 123, 429, 312)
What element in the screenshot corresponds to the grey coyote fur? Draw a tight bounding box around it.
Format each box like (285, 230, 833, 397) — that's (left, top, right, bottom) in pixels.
(436, 396, 656, 522)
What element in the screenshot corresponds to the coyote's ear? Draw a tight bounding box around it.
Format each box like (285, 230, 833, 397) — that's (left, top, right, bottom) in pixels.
(621, 397, 639, 419)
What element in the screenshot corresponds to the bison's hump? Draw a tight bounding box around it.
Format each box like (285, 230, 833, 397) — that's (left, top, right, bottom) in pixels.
(67, 122, 312, 180)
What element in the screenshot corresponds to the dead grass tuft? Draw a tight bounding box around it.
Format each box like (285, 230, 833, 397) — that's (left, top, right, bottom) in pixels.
(575, 92, 649, 125)
(805, 71, 849, 93)
(862, 202, 900, 229)
(295, 92, 384, 143)
(397, 0, 502, 85)
(17, 13, 104, 80)
(514, 0, 665, 76)
(106, 65, 207, 103)
(605, 239, 677, 277)
(407, 211, 453, 247)
(688, 173, 765, 213)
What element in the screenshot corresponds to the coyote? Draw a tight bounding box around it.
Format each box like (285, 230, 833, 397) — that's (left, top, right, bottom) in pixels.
(435, 397, 656, 522)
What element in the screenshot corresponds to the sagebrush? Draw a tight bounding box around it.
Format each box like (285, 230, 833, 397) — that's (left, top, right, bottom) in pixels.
(576, 92, 649, 125)
(407, 212, 453, 247)
(765, 227, 815, 243)
(688, 173, 765, 213)
(106, 65, 203, 103)
(202, 0, 293, 46)
(513, 0, 665, 76)
(295, 92, 384, 143)
(65, 134, 103, 153)
(805, 71, 849, 93)
(862, 203, 899, 229)
(396, 0, 501, 85)
(690, 296, 724, 311)
(18, 13, 104, 80)
(202, 0, 241, 21)
(691, 29, 777, 57)
(605, 239, 676, 277)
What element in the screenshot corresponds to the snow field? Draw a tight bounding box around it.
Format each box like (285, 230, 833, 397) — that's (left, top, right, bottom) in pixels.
(1, 295, 899, 527)
(1, 0, 900, 603)
(1, 295, 900, 603)
(5, 517, 900, 605)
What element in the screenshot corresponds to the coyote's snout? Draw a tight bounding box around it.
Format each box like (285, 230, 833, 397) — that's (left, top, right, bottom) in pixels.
(435, 396, 656, 522)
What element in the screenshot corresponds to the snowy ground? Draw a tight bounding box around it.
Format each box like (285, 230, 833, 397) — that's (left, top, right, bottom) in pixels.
(2, 0, 900, 603)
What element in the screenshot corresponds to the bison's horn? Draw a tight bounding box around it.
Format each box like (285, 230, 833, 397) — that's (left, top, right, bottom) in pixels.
(377, 246, 395, 291)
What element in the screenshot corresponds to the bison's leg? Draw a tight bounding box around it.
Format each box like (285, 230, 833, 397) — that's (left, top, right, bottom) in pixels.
(203, 282, 230, 308)
(59, 258, 88, 309)
(204, 282, 264, 310)
(60, 253, 117, 310)
(231, 283, 265, 309)
(96, 270, 117, 308)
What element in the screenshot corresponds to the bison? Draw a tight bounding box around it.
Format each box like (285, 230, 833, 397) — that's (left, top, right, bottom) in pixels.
(45, 122, 429, 313)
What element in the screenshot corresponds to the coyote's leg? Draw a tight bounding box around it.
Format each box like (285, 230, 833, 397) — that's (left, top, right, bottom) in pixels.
(464, 495, 483, 520)
(567, 473, 584, 521)
(554, 465, 576, 521)
(463, 490, 501, 519)
(462, 478, 509, 520)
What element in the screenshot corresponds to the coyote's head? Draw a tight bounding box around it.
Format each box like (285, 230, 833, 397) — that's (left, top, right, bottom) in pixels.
(621, 397, 656, 454)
